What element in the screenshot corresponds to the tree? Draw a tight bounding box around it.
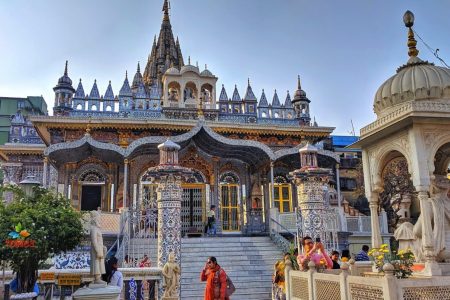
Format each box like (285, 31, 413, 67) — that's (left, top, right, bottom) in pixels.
(0, 185, 85, 294)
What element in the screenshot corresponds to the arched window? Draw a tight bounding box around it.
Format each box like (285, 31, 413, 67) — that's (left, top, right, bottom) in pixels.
(105, 105, 112, 111)
(76, 104, 83, 110)
(91, 105, 97, 111)
(79, 169, 105, 183)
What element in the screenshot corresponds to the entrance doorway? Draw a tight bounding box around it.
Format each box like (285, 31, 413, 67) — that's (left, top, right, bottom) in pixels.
(221, 184, 240, 231)
(81, 185, 102, 211)
(181, 184, 205, 236)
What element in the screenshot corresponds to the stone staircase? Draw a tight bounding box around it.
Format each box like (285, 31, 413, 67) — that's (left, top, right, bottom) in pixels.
(180, 236, 282, 300)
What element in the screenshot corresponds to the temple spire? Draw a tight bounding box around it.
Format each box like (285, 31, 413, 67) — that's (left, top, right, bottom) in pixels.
(163, 0, 170, 20)
(64, 60, 68, 76)
(297, 75, 301, 89)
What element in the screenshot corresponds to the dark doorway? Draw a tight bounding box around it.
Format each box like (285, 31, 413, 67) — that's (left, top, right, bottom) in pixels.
(81, 185, 102, 211)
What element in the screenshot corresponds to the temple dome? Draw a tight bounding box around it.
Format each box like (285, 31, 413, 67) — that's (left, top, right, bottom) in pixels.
(165, 66, 180, 75)
(180, 64, 200, 75)
(374, 57, 450, 116)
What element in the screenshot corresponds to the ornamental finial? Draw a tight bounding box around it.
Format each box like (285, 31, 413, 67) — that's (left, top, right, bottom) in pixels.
(403, 11, 419, 58)
(64, 60, 68, 76)
(297, 75, 301, 89)
(163, 0, 170, 20)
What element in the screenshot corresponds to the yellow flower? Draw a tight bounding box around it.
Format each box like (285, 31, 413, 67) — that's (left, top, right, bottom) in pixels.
(382, 249, 389, 253)
(381, 244, 388, 249)
(377, 255, 384, 260)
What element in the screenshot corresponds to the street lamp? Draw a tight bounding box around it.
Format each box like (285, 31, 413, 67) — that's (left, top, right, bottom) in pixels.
(19, 175, 41, 197)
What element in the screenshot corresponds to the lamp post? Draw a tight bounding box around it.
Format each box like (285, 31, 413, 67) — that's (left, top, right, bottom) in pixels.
(19, 175, 41, 197)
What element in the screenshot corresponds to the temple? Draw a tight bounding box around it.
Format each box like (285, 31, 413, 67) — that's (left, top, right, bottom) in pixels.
(0, 1, 344, 238)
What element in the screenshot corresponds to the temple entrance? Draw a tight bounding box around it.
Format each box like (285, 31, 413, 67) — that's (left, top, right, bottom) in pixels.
(220, 172, 241, 232)
(221, 184, 240, 232)
(81, 185, 102, 211)
(181, 184, 205, 236)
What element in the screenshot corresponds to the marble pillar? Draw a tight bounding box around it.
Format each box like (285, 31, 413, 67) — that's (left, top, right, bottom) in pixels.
(143, 140, 192, 299)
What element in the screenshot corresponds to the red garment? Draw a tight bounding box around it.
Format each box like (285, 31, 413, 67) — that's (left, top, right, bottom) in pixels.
(200, 264, 229, 300)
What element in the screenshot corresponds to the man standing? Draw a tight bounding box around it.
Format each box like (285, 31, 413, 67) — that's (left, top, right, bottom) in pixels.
(200, 256, 228, 300)
(207, 205, 217, 236)
(355, 245, 370, 261)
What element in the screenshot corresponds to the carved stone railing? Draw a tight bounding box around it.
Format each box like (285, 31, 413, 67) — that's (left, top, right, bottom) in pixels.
(285, 259, 450, 300)
(361, 101, 450, 137)
(270, 228, 292, 254)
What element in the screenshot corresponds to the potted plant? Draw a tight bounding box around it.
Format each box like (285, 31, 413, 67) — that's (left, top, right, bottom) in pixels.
(0, 185, 84, 297)
(368, 243, 415, 279)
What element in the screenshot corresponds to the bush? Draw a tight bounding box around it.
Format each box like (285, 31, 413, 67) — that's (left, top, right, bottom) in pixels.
(0, 185, 85, 293)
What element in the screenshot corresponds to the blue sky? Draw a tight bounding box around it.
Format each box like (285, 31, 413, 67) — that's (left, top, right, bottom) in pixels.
(1, 0, 449, 135)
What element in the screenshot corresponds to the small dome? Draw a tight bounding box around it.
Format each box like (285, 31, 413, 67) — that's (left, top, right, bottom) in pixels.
(374, 57, 450, 116)
(200, 65, 214, 77)
(58, 73, 72, 86)
(165, 66, 180, 75)
(180, 64, 200, 75)
(54, 61, 74, 92)
(299, 142, 318, 153)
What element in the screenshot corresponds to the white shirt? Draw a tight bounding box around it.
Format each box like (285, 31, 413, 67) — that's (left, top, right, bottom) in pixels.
(110, 270, 123, 291)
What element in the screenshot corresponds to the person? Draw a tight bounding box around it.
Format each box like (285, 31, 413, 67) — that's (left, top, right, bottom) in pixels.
(272, 260, 286, 300)
(139, 254, 151, 267)
(341, 249, 350, 262)
(330, 251, 340, 269)
(200, 256, 228, 300)
(162, 253, 180, 297)
(103, 256, 123, 292)
(355, 245, 370, 261)
(207, 205, 217, 236)
(297, 236, 332, 270)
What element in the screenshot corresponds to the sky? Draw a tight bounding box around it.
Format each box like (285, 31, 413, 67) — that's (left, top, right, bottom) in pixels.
(1, 0, 450, 135)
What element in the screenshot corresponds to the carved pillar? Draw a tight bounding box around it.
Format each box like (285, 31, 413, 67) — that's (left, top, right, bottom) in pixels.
(123, 159, 129, 208)
(290, 144, 332, 242)
(145, 140, 192, 298)
(368, 190, 382, 249)
(418, 188, 441, 275)
(336, 163, 341, 209)
(42, 157, 48, 187)
(270, 161, 275, 208)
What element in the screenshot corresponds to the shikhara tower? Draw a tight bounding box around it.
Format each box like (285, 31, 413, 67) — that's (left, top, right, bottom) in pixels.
(143, 0, 184, 89)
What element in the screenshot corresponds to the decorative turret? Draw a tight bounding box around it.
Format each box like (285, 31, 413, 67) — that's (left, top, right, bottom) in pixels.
(283, 91, 295, 119)
(299, 142, 318, 168)
(218, 84, 229, 113)
(103, 81, 115, 112)
(72, 79, 86, 111)
(53, 61, 75, 115)
(88, 80, 101, 111)
(119, 71, 133, 111)
(292, 75, 311, 126)
(132, 63, 144, 93)
(143, 0, 183, 88)
(231, 85, 242, 114)
(257, 89, 269, 118)
(270, 89, 282, 118)
(243, 78, 257, 115)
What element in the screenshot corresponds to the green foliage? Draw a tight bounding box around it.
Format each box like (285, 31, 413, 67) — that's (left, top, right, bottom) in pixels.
(368, 244, 415, 279)
(287, 243, 300, 270)
(0, 185, 85, 292)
